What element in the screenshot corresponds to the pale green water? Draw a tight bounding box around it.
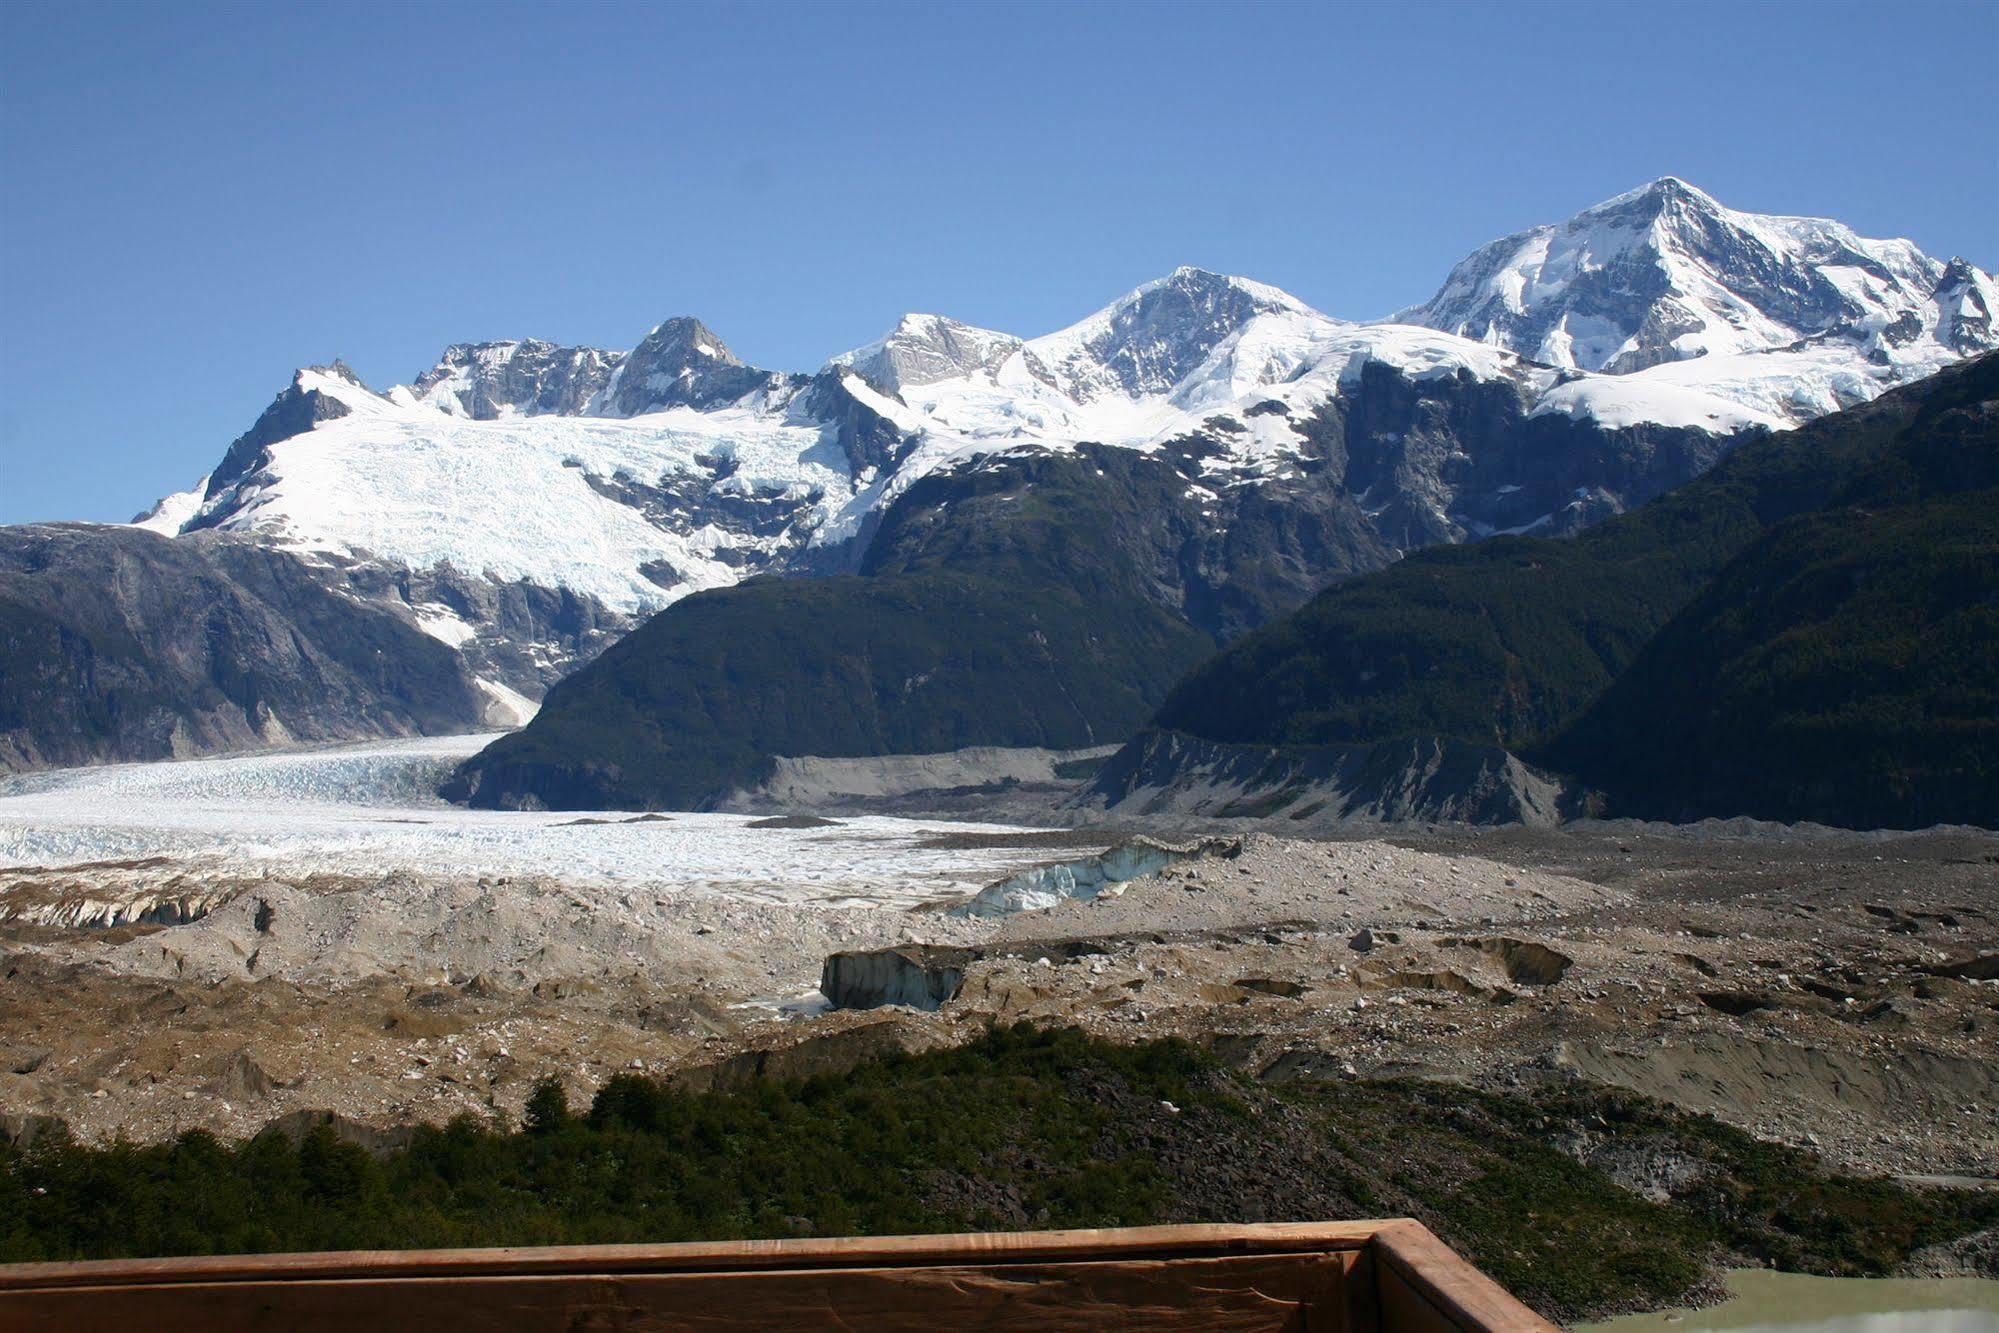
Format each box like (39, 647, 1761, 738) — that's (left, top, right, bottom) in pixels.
(1577, 1270, 1999, 1332)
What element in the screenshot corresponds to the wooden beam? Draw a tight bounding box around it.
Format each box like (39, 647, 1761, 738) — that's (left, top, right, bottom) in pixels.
(0, 1219, 1559, 1331)
(0, 1220, 1382, 1291)
(0, 1252, 1358, 1332)
(1370, 1220, 1558, 1333)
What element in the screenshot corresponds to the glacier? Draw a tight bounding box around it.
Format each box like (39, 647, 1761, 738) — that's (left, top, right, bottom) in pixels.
(0, 736, 1061, 909)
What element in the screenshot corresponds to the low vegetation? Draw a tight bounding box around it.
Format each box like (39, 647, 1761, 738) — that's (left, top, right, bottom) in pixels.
(4, 1028, 1992, 1323)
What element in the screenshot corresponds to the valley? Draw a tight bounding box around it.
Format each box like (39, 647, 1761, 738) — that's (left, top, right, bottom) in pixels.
(2, 737, 1993, 1197)
(8, 14, 1998, 1330)
(2, 171, 1995, 1325)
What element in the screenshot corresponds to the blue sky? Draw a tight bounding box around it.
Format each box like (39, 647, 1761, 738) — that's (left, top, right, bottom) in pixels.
(2, 0, 1994, 525)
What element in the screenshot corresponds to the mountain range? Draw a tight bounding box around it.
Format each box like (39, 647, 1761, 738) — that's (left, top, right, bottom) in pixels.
(3, 178, 1994, 799)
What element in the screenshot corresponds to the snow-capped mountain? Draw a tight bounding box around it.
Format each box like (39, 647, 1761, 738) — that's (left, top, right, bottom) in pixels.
(828, 313, 1022, 393)
(1018, 266, 1316, 402)
(53, 178, 1990, 773)
(408, 339, 620, 419)
(1396, 176, 1995, 412)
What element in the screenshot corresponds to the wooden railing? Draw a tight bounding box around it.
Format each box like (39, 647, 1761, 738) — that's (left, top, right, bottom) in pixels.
(0, 1219, 1557, 1330)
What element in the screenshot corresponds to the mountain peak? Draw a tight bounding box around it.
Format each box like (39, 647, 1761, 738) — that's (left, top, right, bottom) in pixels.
(1397, 180, 1979, 375)
(292, 360, 390, 413)
(1932, 257, 1997, 354)
(829, 313, 1023, 392)
(598, 315, 770, 416)
(1025, 267, 1320, 401)
(303, 359, 367, 389)
(1129, 266, 1312, 314)
(1939, 255, 1984, 286)
(1598, 175, 1720, 212)
(637, 315, 742, 366)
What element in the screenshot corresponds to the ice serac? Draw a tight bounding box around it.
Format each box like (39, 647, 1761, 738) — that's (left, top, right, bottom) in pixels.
(1397, 176, 1997, 378)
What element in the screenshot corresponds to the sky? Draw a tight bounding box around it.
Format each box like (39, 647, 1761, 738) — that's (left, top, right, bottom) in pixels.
(1, 0, 1994, 525)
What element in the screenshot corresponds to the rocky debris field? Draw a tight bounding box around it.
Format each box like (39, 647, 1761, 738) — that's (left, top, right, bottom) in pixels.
(1, 821, 1995, 1191)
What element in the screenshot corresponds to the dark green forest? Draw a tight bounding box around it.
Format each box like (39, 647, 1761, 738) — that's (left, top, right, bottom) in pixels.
(1148, 353, 1999, 827)
(4, 1029, 1992, 1324)
(449, 445, 1230, 809)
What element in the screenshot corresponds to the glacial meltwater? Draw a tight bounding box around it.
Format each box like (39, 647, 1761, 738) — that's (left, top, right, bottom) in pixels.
(1580, 1270, 1999, 1333)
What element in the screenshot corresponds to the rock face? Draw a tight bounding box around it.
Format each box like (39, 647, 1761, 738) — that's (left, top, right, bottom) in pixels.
(1077, 730, 1575, 828)
(1934, 257, 1998, 354)
(861, 369, 1732, 638)
(598, 317, 779, 416)
(1020, 265, 1313, 401)
(411, 339, 621, 419)
(1900, 1228, 1999, 1279)
(830, 313, 1022, 393)
(0, 524, 490, 773)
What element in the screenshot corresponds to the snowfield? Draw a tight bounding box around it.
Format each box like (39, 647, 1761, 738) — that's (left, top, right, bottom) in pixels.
(196, 393, 851, 617)
(0, 737, 1060, 909)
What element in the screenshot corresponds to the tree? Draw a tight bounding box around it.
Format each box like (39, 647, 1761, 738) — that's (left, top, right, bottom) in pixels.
(524, 1077, 570, 1136)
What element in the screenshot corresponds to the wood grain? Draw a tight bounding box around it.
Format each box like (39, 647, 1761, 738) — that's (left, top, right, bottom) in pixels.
(1372, 1220, 1559, 1333)
(0, 1220, 1382, 1290)
(0, 1252, 1355, 1332)
(0, 1218, 1557, 1332)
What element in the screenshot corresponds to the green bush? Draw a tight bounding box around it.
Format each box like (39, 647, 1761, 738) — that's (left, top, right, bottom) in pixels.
(3, 1028, 1990, 1325)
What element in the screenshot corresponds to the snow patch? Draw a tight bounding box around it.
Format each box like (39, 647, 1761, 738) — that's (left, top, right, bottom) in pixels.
(130, 477, 209, 535)
(412, 603, 479, 647)
(475, 678, 539, 728)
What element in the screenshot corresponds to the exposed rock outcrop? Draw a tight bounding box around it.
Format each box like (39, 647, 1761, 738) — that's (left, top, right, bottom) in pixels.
(0, 524, 490, 774)
(1076, 729, 1576, 827)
